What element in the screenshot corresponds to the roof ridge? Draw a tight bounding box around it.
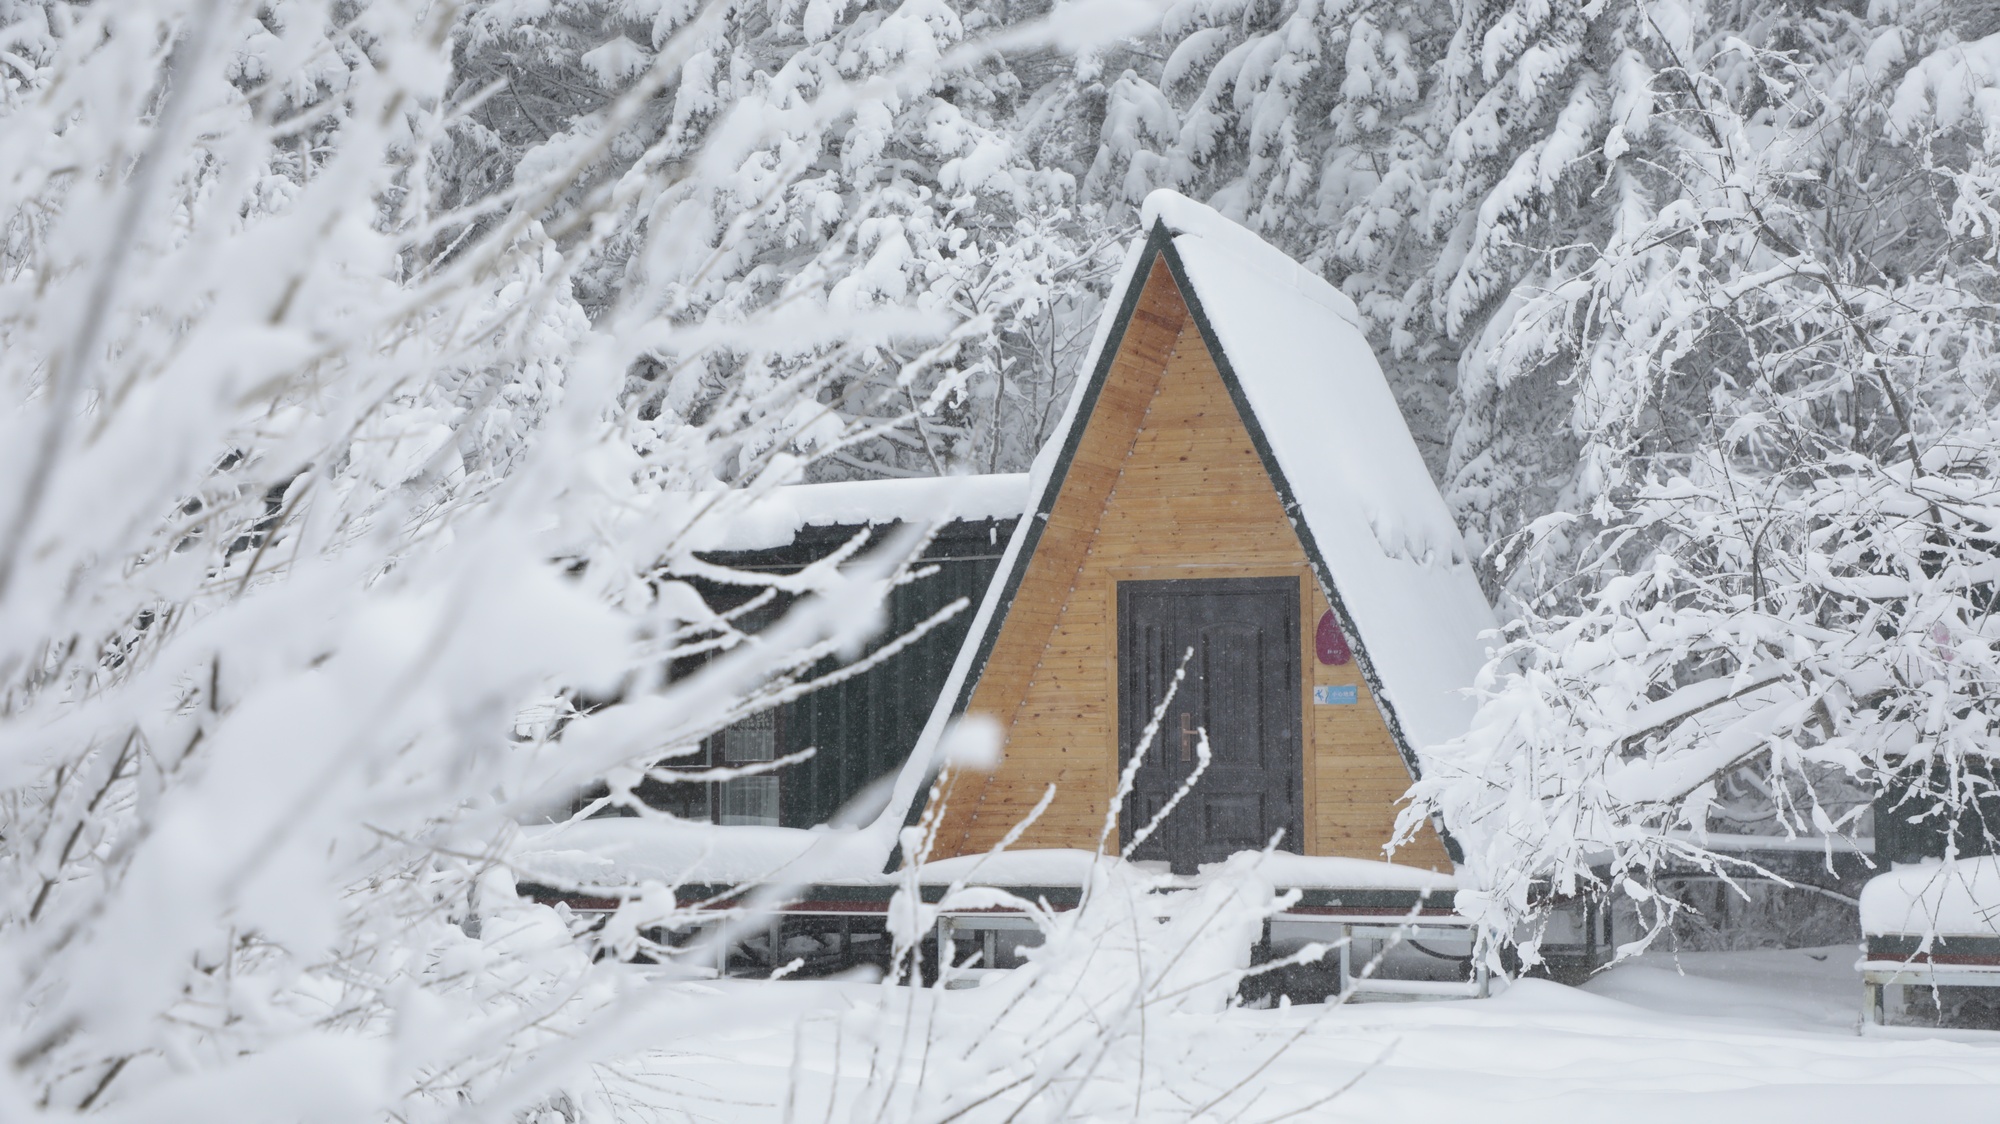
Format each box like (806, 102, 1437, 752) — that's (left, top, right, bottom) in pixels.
(1140, 190, 1363, 330)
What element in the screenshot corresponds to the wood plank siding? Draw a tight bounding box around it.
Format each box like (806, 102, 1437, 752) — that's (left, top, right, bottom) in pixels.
(925, 264, 1451, 869)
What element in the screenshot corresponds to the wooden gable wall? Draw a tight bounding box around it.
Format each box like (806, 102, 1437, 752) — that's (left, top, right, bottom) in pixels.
(926, 263, 1451, 869)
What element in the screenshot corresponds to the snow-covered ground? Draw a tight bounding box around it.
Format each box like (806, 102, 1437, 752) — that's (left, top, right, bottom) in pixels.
(607, 947, 2000, 1121)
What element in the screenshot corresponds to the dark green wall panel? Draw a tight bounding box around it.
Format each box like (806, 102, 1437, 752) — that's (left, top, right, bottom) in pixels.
(777, 551, 1002, 827)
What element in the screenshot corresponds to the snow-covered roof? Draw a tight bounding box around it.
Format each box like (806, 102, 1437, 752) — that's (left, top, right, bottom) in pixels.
(518, 819, 839, 886)
(1203, 852, 1457, 891)
(665, 473, 1030, 553)
(1141, 191, 1497, 759)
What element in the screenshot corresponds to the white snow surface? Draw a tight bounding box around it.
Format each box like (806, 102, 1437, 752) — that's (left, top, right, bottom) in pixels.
(516, 819, 1460, 898)
(1860, 857, 2000, 937)
(660, 473, 1030, 553)
(1142, 191, 1499, 758)
(612, 946, 2000, 1120)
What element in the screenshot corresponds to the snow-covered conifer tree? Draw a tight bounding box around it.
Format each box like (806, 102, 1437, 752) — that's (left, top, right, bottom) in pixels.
(1395, 1, 2000, 958)
(443, 0, 1135, 478)
(1060, 0, 2000, 957)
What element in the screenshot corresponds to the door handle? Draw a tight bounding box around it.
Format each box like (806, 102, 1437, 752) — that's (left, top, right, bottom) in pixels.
(1179, 712, 1195, 762)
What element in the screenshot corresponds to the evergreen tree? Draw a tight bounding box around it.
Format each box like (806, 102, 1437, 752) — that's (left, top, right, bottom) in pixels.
(442, 0, 1137, 478)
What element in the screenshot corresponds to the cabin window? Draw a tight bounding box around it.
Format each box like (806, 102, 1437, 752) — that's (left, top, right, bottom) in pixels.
(613, 710, 784, 825)
(633, 586, 791, 825)
(716, 710, 780, 826)
(625, 746, 710, 822)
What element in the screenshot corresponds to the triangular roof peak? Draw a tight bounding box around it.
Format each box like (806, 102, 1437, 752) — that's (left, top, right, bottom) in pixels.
(874, 194, 1496, 853)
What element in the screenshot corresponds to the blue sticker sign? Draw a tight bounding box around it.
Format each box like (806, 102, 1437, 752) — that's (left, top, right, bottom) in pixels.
(1313, 684, 1358, 705)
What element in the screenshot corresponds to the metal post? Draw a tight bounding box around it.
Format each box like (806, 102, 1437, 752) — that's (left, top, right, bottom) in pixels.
(1585, 899, 1599, 969)
(1338, 922, 1353, 996)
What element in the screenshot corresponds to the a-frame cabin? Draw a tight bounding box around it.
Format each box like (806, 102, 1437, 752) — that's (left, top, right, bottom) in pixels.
(915, 192, 1497, 875)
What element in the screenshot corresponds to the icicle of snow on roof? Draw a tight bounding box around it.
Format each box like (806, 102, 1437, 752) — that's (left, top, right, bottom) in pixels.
(1142, 190, 1498, 759)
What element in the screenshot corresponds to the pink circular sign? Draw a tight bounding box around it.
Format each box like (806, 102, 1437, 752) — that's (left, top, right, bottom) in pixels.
(1315, 610, 1351, 665)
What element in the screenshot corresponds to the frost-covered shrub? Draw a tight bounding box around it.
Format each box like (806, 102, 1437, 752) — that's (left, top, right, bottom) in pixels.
(0, 1, 1153, 1119)
(1646, 881, 1859, 953)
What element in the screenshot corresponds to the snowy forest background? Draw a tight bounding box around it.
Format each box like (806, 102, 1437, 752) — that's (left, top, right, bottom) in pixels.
(4, 0, 2000, 1119)
(436, 0, 2000, 921)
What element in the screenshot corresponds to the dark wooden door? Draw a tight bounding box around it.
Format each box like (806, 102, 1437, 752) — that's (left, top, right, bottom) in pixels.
(1117, 577, 1301, 873)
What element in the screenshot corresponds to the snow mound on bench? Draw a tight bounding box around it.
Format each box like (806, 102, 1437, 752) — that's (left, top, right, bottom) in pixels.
(909, 848, 1119, 886)
(1860, 857, 2000, 937)
(1203, 852, 1457, 890)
